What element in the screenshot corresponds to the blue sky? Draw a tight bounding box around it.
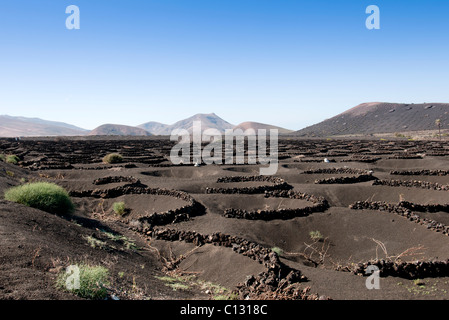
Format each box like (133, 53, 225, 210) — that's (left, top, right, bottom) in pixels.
(1, 0, 448, 130)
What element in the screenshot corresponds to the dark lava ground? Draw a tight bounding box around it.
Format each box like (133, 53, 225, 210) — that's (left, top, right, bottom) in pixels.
(1, 136, 449, 300)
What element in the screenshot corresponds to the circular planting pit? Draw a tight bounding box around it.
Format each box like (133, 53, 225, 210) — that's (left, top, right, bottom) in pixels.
(349, 200, 449, 235)
(69, 186, 205, 228)
(210, 194, 312, 213)
(103, 194, 188, 219)
(93, 175, 141, 185)
(221, 190, 329, 221)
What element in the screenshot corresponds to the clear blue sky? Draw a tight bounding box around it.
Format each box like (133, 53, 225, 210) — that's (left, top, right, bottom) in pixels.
(1, 0, 448, 130)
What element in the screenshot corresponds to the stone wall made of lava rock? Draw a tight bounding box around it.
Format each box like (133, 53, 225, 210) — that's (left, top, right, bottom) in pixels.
(314, 174, 377, 185)
(303, 168, 370, 175)
(205, 175, 293, 194)
(336, 258, 449, 280)
(216, 176, 285, 184)
(349, 200, 449, 235)
(74, 163, 137, 170)
(222, 189, 329, 221)
(294, 159, 337, 163)
(390, 170, 449, 176)
(70, 186, 205, 226)
(387, 154, 424, 159)
(372, 179, 449, 191)
(150, 228, 326, 300)
(93, 176, 140, 185)
(340, 156, 381, 163)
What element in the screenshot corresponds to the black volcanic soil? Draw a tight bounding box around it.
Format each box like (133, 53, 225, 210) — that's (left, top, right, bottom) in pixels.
(2, 137, 449, 300)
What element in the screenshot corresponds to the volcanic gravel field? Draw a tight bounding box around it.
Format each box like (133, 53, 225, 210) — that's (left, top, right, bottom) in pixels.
(1, 137, 449, 300)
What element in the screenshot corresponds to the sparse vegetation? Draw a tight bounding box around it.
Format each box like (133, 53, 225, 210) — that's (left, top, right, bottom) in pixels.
(4, 182, 74, 215)
(414, 279, 425, 287)
(155, 275, 190, 291)
(271, 247, 283, 256)
(214, 293, 239, 300)
(102, 230, 138, 251)
(155, 275, 179, 283)
(5, 155, 20, 164)
(102, 153, 123, 164)
(56, 264, 110, 299)
(84, 230, 138, 252)
(112, 201, 127, 215)
(309, 230, 324, 242)
(168, 282, 190, 291)
(84, 235, 109, 250)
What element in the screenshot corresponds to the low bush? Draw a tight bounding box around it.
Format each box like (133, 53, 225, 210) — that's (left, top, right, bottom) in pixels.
(4, 182, 74, 215)
(56, 264, 110, 299)
(271, 247, 284, 256)
(102, 153, 123, 164)
(112, 201, 127, 215)
(309, 230, 324, 242)
(5, 155, 20, 164)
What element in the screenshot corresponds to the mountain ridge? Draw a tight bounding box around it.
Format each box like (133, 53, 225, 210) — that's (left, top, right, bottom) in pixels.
(0, 115, 88, 137)
(294, 102, 449, 137)
(88, 124, 152, 136)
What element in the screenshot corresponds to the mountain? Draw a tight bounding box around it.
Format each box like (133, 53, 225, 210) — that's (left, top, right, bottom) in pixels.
(0, 115, 88, 137)
(137, 121, 170, 135)
(294, 102, 449, 137)
(138, 113, 234, 135)
(88, 124, 152, 136)
(233, 121, 294, 135)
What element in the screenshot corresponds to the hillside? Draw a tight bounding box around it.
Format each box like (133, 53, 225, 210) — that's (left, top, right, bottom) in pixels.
(294, 102, 449, 137)
(0, 115, 88, 137)
(139, 113, 234, 135)
(88, 124, 152, 136)
(233, 121, 293, 134)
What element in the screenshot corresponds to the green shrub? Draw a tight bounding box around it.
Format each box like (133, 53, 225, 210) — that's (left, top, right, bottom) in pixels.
(5, 155, 20, 164)
(102, 153, 123, 164)
(112, 201, 127, 215)
(0, 154, 5, 162)
(271, 247, 283, 256)
(4, 182, 74, 215)
(309, 230, 324, 242)
(56, 264, 110, 299)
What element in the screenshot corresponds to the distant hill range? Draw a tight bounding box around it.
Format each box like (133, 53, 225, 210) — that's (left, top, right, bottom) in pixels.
(0, 115, 88, 137)
(0, 113, 292, 137)
(138, 113, 235, 135)
(139, 113, 293, 136)
(294, 102, 449, 137)
(88, 124, 152, 136)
